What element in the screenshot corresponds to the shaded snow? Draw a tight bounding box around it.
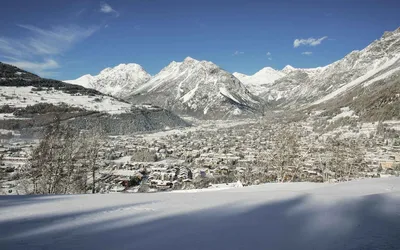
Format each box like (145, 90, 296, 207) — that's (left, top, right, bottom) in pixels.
(0, 177, 399, 250)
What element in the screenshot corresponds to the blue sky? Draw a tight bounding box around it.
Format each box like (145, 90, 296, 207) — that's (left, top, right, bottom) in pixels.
(0, 0, 399, 80)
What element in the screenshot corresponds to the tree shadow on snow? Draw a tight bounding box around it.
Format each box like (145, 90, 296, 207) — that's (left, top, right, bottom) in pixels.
(0, 193, 399, 250)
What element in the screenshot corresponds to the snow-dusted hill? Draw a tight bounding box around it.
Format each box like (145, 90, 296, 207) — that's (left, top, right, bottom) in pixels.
(0, 62, 131, 114)
(233, 67, 286, 95)
(1, 177, 399, 250)
(130, 57, 263, 119)
(0, 86, 131, 114)
(263, 27, 400, 106)
(64, 63, 151, 99)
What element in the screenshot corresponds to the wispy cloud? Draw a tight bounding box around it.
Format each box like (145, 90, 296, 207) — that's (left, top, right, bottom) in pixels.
(268, 57, 272, 60)
(301, 51, 313, 55)
(0, 24, 98, 58)
(233, 51, 244, 56)
(75, 8, 86, 17)
(3, 59, 60, 76)
(266, 52, 271, 56)
(0, 24, 98, 77)
(293, 36, 328, 48)
(100, 2, 119, 17)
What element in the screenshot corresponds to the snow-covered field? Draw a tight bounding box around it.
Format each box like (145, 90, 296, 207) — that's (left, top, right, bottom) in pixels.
(0, 87, 131, 114)
(0, 177, 399, 250)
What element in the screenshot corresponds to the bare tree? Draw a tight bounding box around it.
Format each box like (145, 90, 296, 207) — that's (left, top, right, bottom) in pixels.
(28, 120, 85, 194)
(81, 125, 105, 194)
(270, 125, 301, 182)
(26, 118, 104, 194)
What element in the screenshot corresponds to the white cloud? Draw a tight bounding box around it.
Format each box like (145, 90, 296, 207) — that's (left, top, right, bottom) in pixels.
(268, 57, 272, 60)
(266, 52, 271, 56)
(4, 59, 60, 77)
(0, 24, 98, 76)
(293, 36, 328, 48)
(233, 51, 244, 56)
(100, 2, 119, 17)
(301, 51, 313, 55)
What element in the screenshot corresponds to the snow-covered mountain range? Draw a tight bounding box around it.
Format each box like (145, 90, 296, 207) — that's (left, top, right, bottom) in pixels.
(130, 57, 263, 118)
(64, 27, 400, 118)
(64, 63, 151, 99)
(259, 27, 400, 106)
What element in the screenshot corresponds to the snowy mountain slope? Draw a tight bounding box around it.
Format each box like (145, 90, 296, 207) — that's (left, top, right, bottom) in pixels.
(65, 63, 151, 99)
(233, 67, 286, 95)
(0, 62, 131, 114)
(264, 27, 400, 107)
(313, 54, 400, 105)
(1, 177, 399, 250)
(130, 57, 263, 119)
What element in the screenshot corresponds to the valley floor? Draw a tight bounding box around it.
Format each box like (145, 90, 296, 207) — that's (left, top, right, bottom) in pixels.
(0, 177, 399, 250)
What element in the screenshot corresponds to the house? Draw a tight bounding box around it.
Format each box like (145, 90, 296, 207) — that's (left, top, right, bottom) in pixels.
(380, 162, 394, 170)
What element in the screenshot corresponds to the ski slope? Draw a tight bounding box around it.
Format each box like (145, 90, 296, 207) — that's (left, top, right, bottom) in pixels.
(0, 177, 399, 250)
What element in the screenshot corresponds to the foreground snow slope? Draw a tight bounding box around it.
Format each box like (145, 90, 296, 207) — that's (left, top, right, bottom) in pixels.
(1, 178, 399, 250)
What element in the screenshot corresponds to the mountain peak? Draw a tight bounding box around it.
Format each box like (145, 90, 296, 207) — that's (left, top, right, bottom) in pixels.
(183, 56, 199, 63)
(282, 65, 296, 74)
(382, 27, 400, 39)
(255, 67, 278, 75)
(100, 63, 144, 74)
(130, 58, 261, 118)
(282, 65, 295, 70)
(65, 62, 151, 98)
